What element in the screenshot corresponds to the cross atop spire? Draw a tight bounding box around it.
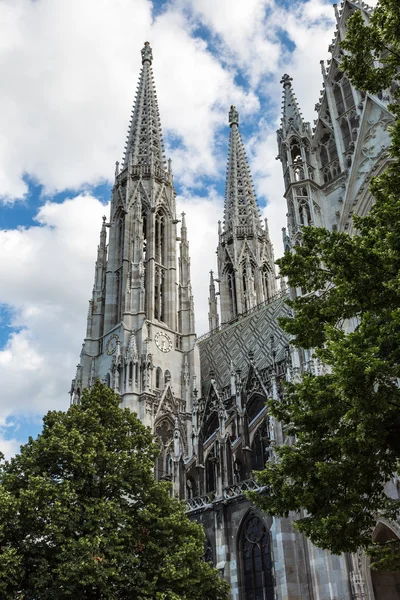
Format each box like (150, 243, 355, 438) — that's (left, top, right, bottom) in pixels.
(280, 74, 306, 135)
(224, 106, 260, 232)
(123, 42, 166, 170)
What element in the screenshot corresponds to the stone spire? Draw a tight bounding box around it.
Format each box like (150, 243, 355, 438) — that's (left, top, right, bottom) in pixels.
(75, 42, 200, 432)
(280, 74, 308, 137)
(216, 106, 277, 326)
(277, 74, 319, 248)
(123, 42, 166, 170)
(224, 105, 260, 232)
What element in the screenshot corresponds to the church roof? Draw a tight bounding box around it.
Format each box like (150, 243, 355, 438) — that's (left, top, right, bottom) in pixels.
(123, 42, 166, 170)
(223, 105, 261, 232)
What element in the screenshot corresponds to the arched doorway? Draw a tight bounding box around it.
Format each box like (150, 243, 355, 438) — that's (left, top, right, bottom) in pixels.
(371, 522, 400, 599)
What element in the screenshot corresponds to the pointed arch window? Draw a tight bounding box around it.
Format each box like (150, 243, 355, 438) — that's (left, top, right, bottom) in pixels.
(261, 264, 271, 303)
(319, 132, 340, 182)
(205, 446, 217, 493)
(290, 138, 304, 182)
(186, 477, 196, 499)
(333, 71, 358, 152)
(251, 422, 270, 472)
(154, 266, 165, 321)
(155, 367, 162, 389)
(155, 211, 166, 266)
(240, 514, 274, 600)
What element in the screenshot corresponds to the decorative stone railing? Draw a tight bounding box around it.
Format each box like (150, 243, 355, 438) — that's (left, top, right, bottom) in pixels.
(223, 478, 264, 499)
(186, 492, 216, 512)
(185, 479, 265, 513)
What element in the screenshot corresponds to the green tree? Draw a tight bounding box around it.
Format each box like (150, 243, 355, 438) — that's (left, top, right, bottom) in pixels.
(250, 0, 400, 570)
(0, 381, 229, 600)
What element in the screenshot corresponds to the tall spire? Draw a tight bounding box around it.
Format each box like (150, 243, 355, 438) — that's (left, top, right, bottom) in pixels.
(215, 106, 277, 327)
(224, 105, 260, 232)
(123, 42, 166, 170)
(280, 74, 308, 136)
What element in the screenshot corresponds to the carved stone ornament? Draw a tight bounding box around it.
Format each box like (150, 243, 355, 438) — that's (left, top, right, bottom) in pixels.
(141, 41, 153, 64)
(229, 105, 239, 127)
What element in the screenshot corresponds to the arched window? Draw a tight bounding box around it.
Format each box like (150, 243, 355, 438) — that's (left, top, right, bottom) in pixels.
(247, 394, 266, 422)
(203, 412, 219, 442)
(154, 266, 165, 321)
(234, 459, 243, 483)
(205, 447, 216, 493)
(261, 264, 271, 303)
(240, 514, 274, 600)
(155, 367, 162, 389)
(128, 361, 134, 381)
(370, 523, 400, 598)
(164, 370, 171, 384)
(251, 423, 270, 472)
(290, 139, 301, 163)
(106, 373, 111, 388)
(298, 200, 312, 226)
(186, 477, 196, 499)
(155, 211, 166, 266)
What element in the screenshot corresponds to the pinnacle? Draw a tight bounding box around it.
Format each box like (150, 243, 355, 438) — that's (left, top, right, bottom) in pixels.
(229, 105, 239, 127)
(280, 73, 305, 134)
(141, 41, 153, 65)
(223, 107, 261, 232)
(122, 43, 166, 170)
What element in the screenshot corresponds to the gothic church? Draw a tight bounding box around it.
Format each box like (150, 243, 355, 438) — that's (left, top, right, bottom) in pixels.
(71, 1, 399, 598)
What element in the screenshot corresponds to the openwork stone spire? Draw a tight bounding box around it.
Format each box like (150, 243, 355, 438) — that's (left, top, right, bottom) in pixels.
(224, 105, 260, 232)
(280, 74, 306, 136)
(123, 42, 166, 170)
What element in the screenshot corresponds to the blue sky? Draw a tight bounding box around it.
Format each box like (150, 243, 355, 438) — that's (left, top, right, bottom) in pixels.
(0, 0, 372, 457)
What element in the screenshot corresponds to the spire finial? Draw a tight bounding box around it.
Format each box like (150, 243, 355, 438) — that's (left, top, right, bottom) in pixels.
(123, 43, 165, 169)
(229, 105, 239, 127)
(280, 74, 293, 87)
(141, 41, 153, 65)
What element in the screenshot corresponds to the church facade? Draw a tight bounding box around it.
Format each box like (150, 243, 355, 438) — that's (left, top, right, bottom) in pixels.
(71, 1, 399, 598)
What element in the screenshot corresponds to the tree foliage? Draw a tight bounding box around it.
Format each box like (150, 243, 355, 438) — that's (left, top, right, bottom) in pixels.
(250, 0, 400, 570)
(0, 382, 229, 600)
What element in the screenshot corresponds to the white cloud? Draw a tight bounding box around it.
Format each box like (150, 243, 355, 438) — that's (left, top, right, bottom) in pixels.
(0, 0, 258, 201)
(177, 0, 280, 86)
(0, 195, 107, 422)
(177, 189, 224, 335)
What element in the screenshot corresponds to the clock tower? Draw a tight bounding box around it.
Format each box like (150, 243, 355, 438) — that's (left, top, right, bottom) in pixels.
(71, 42, 200, 475)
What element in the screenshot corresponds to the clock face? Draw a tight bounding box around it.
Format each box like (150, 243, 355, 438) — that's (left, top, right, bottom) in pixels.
(106, 334, 119, 356)
(155, 331, 173, 353)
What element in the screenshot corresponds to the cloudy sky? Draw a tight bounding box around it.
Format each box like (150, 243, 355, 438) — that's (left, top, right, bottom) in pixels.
(0, 0, 377, 457)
